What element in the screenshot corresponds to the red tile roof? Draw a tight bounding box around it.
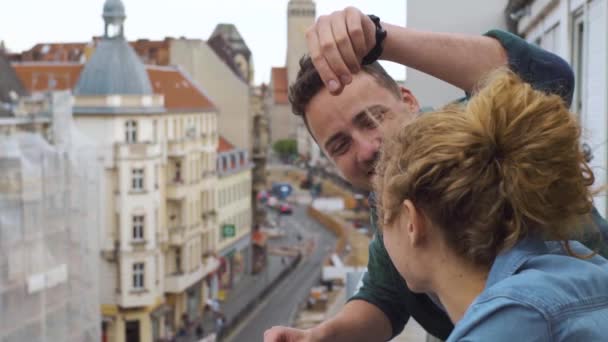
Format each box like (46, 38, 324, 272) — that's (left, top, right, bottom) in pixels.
(11, 39, 170, 65)
(271, 67, 288, 105)
(147, 66, 216, 111)
(218, 136, 235, 152)
(15, 43, 89, 62)
(12, 62, 216, 112)
(13, 63, 83, 92)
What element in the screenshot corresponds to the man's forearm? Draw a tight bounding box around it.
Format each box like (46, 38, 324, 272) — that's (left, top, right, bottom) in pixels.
(381, 24, 508, 93)
(311, 300, 393, 342)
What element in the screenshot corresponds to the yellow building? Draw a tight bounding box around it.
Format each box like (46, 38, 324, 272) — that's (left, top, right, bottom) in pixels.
(215, 136, 253, 295)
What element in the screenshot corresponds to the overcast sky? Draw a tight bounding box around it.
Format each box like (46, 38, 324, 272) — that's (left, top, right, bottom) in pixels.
(0, 0, 406, 85)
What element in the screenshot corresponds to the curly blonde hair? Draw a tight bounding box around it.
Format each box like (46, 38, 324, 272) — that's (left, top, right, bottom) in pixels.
(375, 70, 594, 266)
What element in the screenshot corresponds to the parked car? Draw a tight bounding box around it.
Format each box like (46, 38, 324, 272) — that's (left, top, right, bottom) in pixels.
(271, 182, 293, 200)
(278, 202, 293, 215)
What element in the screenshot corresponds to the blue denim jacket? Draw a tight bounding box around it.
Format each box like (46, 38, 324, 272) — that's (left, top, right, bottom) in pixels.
(447, 237, 608, 341)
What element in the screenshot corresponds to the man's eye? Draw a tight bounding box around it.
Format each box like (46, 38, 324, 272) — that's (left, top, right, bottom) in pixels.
(332, 140, 350, 156)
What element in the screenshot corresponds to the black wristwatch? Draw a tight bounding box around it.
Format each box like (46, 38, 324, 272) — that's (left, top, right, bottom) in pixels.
(361, 15, 387, 65)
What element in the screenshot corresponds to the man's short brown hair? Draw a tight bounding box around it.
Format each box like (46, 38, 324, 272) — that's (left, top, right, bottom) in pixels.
(288, 56, 402, 122)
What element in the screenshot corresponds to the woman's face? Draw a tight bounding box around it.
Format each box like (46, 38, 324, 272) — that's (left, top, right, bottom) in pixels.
(381, 199, 434, 293)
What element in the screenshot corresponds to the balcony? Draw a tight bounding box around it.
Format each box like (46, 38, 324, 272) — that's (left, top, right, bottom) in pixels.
(114, 143, 161, 160)
(168, 225, 186, 246)
(202, 214, 217, 231)
(165, 257, 220, 293)
(166, 180, 188, 200)
(168, 140, 189, 157)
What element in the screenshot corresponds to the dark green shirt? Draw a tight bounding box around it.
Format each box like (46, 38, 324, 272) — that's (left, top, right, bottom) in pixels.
(348, 29, 603, 340)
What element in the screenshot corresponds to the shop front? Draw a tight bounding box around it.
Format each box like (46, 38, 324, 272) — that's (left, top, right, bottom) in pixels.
(217, 233, 251, 298)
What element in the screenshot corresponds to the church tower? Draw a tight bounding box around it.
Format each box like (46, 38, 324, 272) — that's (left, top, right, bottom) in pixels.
(286, 0, 316, 86)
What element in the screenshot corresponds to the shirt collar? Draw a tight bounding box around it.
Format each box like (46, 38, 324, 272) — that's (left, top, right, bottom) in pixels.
(486, 235, 548, 289)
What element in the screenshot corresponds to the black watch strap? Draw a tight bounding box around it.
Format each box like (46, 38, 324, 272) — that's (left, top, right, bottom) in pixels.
(361, 15, 387, 65)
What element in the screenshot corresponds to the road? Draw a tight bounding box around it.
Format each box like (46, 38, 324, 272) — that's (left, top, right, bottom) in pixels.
(226, 205, 337, 342)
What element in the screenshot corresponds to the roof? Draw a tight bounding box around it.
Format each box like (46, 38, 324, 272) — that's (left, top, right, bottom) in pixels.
(13, 62, 215, 112)
(12, 42, 88, 63)
(103, 0, 126, 20)
(0, 53, 28, 114)
(207, 35, 247, 83)
(271, 67, 288, 104)
(75, 39, 153, 96)
(147, 65, 216, 111)
(131, 38, 171, 65)
(13, 62, 83, 92)
(217, 136, 235, 152)
(209, 23, 250, 54)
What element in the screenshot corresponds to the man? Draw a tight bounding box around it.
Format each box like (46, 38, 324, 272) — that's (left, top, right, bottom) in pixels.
(264, 6, 605, 342)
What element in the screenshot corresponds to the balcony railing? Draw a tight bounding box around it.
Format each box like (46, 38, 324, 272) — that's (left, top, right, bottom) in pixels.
(168, 225, 186, 246)
(166, 179, 187, 200)
(164, 257, 219, 293)
(114, 143, 161, 160)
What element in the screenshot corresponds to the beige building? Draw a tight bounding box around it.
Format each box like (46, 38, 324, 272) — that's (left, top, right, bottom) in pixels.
(215, 136, 253, 294)
(169, 34, 252, 152)
(10, 1, 221, 341)
(268, 0, 316, 148)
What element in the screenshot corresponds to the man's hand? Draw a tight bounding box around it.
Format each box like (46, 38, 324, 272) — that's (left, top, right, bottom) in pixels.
(306, 6, 377, 94)
(264, 326, 319, 342)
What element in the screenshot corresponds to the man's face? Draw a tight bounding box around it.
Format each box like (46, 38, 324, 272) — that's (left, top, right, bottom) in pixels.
(305, 73, 419, 191)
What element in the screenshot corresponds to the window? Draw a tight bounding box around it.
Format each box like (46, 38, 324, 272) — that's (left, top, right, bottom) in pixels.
(174, 162, 182, 183)
(540, 24, 560, 55)
(125, 320, 141, 342)
(153, 119, 158, 142)
(175, 249, 182, 274)
(571, 10, 586, 116)
(154, 165, 159, 189)
(132, 169, 144, 191)
(125, 120, 138, 143)
(132, 263, 145, 289)
(133, 215, 144, 241)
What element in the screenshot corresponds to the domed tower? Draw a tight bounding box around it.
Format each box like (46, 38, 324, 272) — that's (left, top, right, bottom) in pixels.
(74, 0, 154, 97)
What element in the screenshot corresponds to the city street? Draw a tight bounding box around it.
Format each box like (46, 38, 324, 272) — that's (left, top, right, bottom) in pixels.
(226, 205, 337, 342)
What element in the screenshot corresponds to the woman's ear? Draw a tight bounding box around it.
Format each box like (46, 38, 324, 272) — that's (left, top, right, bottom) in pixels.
(402, 199, 426, 246)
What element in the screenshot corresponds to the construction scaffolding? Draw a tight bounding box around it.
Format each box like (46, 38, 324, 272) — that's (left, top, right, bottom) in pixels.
(0, 116, 101, 341)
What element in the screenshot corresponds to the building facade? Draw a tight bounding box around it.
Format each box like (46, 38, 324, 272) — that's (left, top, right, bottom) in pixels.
(9, 1, 222, 341)
(215, 137, 253, 297)
(507, 0, 608, 217)
(268, 0, 316, 150)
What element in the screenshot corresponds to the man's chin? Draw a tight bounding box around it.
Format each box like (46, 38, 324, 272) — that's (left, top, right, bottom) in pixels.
(352, 175, 374, 193)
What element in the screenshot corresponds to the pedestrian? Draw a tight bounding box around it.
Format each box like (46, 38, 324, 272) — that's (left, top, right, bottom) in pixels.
(215, 312, 226, 340)
(195, 324, 204, 339)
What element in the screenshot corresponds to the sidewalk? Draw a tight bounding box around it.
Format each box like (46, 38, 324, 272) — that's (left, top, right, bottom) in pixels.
(195, 253, 300, 341)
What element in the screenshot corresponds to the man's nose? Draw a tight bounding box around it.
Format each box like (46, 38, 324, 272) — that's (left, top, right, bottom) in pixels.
(354, 132, 381, 164)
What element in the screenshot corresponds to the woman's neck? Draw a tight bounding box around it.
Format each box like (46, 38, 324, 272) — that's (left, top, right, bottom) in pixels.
(431, 253, 489, 323)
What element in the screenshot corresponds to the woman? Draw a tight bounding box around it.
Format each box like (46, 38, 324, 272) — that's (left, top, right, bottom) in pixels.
(374, 71, 608, 341)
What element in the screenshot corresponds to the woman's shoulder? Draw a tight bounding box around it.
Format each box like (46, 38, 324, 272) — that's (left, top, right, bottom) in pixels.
(480, 251, 608, 318)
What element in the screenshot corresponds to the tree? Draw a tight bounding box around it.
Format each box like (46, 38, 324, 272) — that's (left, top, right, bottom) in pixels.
(273, 139, 297, 160)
